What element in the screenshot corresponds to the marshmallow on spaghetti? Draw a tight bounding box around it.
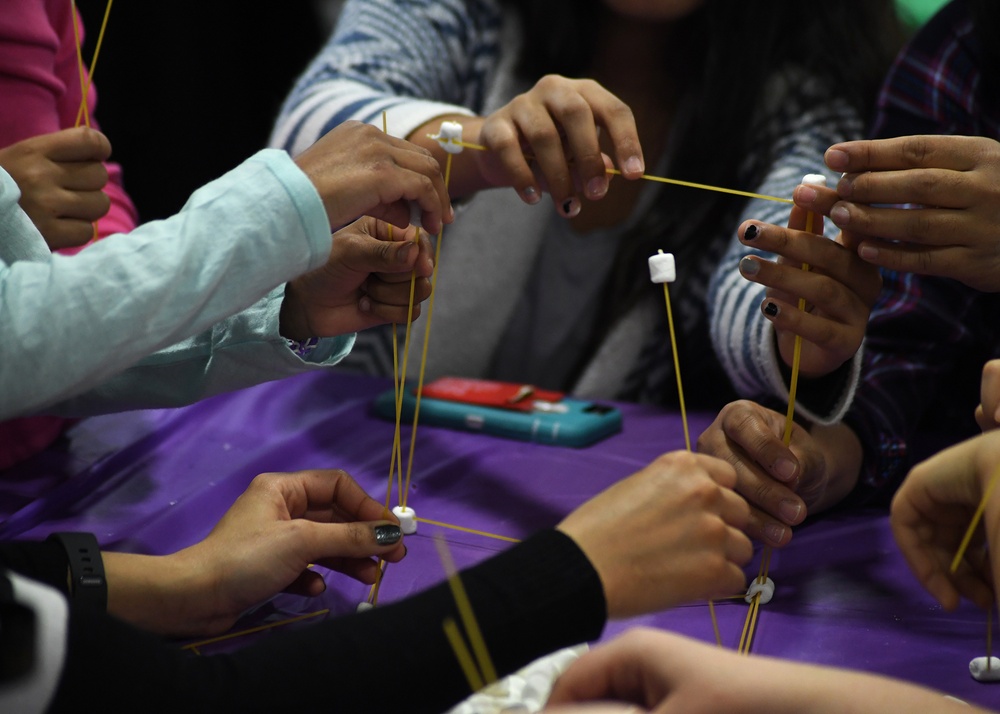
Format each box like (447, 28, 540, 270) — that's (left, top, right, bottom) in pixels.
(744, 576, 775, 605)
(392, 505, 417, 535)
(970, 657, 1000, 682)
(356, 601, 374, 613)
(802, 173, 827, 187)
(431, 121, 465, 154)
(648, 251, 676, 284)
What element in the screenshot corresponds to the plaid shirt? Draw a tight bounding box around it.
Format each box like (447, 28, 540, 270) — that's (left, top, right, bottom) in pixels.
(845, 0, 1000, 501)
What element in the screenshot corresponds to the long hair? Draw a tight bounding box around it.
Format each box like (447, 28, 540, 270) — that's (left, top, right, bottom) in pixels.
(504, 0, 903, 399)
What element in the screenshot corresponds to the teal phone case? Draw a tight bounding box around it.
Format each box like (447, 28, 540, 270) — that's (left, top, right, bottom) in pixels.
(372, 387, 622, 447)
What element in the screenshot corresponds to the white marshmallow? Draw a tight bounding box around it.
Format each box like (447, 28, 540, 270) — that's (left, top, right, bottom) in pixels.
(392, 505, 417, 535)
(648, 251, 676, 284)
(802, 173, 827, 187)
(356, 601, 374, 613)
(970, 656, 1000, 681)
(744, 576, 775, 605)
(432, 121, 465, 154)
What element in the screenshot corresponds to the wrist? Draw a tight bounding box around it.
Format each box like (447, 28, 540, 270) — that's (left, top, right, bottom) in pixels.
(278, 281, 313, 343)
(103, 549, 224, 637)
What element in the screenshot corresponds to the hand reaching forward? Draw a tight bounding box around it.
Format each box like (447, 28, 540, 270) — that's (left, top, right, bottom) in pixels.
(105, 469, 406, 637)
(810, 135, 1000, 292)
(279, 216, 435, 341)
(294, 120, 454, 234)
(557, 451, 752, 617)
(0, 127, 111, 249)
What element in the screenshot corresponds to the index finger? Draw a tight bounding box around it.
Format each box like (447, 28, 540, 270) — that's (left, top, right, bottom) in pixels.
(826, 135, 979, 174)
(285, 468, 394, 524)
(578, 82, 643, 180)
(45, 126, 112, 162)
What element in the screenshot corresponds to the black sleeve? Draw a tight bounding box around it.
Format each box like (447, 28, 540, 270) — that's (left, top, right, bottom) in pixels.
(49, 529, 606, 714)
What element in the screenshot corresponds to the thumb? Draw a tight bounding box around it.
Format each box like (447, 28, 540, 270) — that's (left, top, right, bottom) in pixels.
(303, 519, 404, 561)
(344, 230, 420, 276)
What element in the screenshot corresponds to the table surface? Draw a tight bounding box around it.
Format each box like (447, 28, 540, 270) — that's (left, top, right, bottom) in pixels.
(2, 370, 996, 708)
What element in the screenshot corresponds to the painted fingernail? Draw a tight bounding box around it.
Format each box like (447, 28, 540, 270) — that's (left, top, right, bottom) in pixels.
(624, 156, 643, 175)
(561, 197, 581, 218)
(831, 205, 850, 226)
(764, 522, 787, 544)
(375, 524, 402, 545)
(522, 186, 540, 204)
(763, 302, 779, 317)
(586, 176, 608, 199)
(826, 148, 849, 172)
(858, 244, 878, 261)
(739, 256, 760, 276)
(743, 224, 759, 240)
(774, 458, 798, 482)
(778, 499, 802, 524)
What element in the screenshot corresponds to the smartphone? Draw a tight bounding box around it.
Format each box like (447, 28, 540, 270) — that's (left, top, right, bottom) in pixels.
(372, 381, 622, 448)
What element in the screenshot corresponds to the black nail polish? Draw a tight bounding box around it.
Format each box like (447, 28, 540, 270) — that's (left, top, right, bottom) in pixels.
(744, 224, 759, 240)
(562, 199, 574, 215)
(764, 302, 778, 317)
(375, 525, 402, 545)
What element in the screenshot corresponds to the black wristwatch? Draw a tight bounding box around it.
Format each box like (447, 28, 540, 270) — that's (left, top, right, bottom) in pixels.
(46, 532, 107, 610)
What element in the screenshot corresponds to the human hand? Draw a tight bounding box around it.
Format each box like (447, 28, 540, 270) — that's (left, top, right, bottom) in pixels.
(976, 359, 1000, 432)
(0, 127, 111, 250)
(815, 135, 1000, 292)
(107, 469, 407, 637)
(279, 216, 435, 341)
(472, 74, 644, 217)
(736, 210, 881, 379)
(294, 120, 454, 234)
(545, 628, 977, 714)
(556, 451, 752, 617)
(890, 431, 1000, 612)
(696, 401, 862, 547)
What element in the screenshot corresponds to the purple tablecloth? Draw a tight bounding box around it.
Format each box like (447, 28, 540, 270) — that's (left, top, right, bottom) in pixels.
(2, 370, 995, 708)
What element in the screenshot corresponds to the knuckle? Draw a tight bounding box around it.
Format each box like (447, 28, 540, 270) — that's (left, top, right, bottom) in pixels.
(901, 135, 932, 165)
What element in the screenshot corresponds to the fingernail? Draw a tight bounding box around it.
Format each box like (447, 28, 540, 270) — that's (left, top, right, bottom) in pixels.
(795, 185, 818, 204)
(830, 205, 850, 226)
(358, 296, 372, 313)
(522, 186, 540, 205)
(826, 148, 849, 172)
(774, 458, 798, 482)
(763, 302, 779, 317)
(375, 524, 402, 545)
(623, 156, 643, 175)
(586, 176, 608, 199)
(778, 499, 802, 524)
(397, 241, 416, 264)
(858, 244, 878, 261)
(743, 224, 759, 240)
(739, 256, 760, 276)
(561, 197, 581, 218)
(836, 175, 853, 198)
(764, 522, 786, 544)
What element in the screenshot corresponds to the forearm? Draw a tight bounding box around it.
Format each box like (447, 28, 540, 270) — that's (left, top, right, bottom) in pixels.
(755, 658, 984, 714)
(39, 288, 353, 417)
(103, 550, 225, 638)
(270, 0, 501, 157)
(0, 150, 332, 419)
(52, 530, 605, 714)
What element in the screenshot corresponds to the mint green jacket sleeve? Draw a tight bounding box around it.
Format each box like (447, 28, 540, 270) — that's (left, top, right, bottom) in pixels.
(0, 149, 353, 419)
